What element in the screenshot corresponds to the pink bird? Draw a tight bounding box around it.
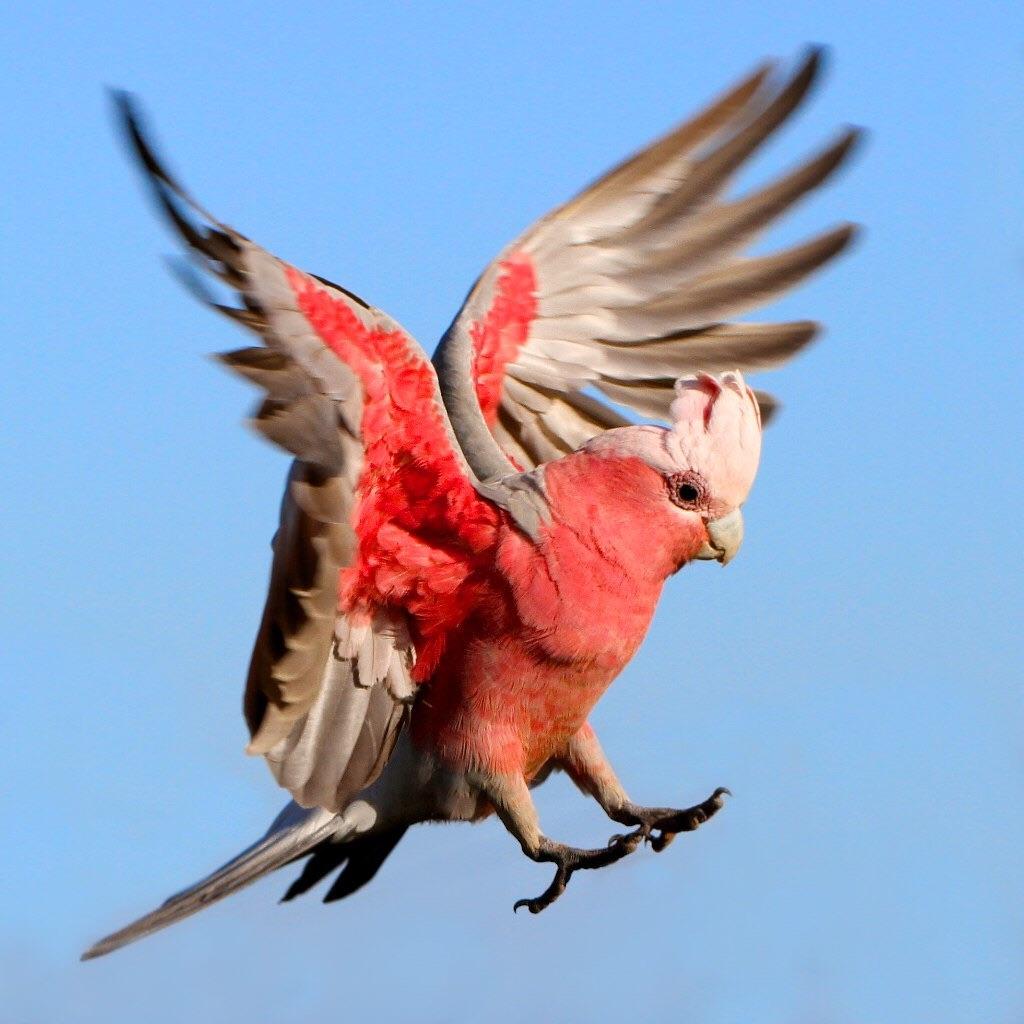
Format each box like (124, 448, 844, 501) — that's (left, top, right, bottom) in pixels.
(84, 49, 858, 959)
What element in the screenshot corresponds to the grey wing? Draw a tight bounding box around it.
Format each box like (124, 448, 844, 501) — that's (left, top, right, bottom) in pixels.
(438, 48, 860, 469)
(117, 95, 416, 813)
(240, 456, 414, 812)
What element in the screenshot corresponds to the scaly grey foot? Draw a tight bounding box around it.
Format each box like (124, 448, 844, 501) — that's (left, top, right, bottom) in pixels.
(513, 830, 644, 914)
(611, 786, 730, 852)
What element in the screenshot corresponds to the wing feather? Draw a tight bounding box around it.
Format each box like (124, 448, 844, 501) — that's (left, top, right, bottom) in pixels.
(438, 50, 859, 469)
(116, 95, 510, 812)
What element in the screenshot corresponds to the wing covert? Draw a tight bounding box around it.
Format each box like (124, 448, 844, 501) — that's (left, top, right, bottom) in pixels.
(117, 96, 514, 811)
(439, 49, 860, 469)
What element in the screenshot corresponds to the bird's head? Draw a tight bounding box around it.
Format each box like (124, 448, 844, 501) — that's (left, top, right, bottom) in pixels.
(582, 371, 762, 568)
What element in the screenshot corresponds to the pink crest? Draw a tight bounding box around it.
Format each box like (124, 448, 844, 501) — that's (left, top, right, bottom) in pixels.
(667, 371, 762, 508)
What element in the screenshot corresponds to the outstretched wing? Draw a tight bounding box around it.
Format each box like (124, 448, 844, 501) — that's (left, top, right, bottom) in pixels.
(439, 49, 860, 469)
(117, 97, 519, 813)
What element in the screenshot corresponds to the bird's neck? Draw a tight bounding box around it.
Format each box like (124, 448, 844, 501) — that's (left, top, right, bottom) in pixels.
(540, 451, 701, 582)
(487, 453, 701, 672)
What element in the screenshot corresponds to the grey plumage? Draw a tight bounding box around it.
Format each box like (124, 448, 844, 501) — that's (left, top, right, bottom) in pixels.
(81, 804, 340, 961)
(115, 96, 421, 815)
(85, 53, 858, 959)
(281, 826, 409, 904)
(441, 48, 859, 469)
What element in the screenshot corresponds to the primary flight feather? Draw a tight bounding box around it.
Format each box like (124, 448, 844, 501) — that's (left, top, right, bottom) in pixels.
(84, 48, 858, 959)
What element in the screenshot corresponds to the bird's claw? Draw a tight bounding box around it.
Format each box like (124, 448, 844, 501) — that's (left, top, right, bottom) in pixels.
(618, 786, 731, 853)
(513, 787, 729, 914)
(514, 829, 643, 915)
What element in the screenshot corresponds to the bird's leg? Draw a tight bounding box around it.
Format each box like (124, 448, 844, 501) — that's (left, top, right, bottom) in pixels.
(475, 770, 644, 914)
(563, 723, 730, 853)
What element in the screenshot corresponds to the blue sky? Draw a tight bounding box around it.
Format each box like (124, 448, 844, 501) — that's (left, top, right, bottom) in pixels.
(3, 3, 1022, 1022)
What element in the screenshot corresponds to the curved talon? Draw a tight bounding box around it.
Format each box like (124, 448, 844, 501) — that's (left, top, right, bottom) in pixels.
(622, 785, 731, 855)
(607, 825, 647, 848)
(513, 831, 642, 914)
(514, 789, 729, 914)
(513, 864, 570, 914)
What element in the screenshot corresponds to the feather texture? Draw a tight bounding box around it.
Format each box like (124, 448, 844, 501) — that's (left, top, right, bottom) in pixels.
(88, 58, 858, 959)
(114, 95, 518, 812)
(445, 49, 859, 468)
(81, 804, 340, 960)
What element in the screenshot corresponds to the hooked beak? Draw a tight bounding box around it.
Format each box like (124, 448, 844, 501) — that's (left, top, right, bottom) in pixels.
(694, 508, 744, 566)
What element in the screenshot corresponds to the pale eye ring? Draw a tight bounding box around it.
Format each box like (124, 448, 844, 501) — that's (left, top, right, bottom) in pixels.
(669, 472, 706, 510)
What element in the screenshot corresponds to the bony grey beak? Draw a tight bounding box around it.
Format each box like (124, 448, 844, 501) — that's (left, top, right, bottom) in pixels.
(694, 508, 744, 565)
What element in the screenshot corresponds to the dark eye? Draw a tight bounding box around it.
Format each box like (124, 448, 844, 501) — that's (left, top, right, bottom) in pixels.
(669, 472, 706, 509)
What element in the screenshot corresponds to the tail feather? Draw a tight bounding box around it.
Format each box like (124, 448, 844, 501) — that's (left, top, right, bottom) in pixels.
(282, 826, 408, 904)
(81, 803, 340, 960)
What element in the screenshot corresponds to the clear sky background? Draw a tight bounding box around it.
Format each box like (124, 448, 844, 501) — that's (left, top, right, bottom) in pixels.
(3, 4, 1022, 1023)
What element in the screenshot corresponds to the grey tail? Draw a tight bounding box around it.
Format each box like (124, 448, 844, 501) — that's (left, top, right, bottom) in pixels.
(81, 804, 340, 961)
(280, 825, 409, 904)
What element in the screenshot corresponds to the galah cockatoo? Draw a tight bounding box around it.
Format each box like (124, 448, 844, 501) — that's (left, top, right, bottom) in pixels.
(84, 49, 858, 959)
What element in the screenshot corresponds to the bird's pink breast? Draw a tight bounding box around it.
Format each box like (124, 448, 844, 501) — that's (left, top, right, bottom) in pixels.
(412, 453, 698, 778)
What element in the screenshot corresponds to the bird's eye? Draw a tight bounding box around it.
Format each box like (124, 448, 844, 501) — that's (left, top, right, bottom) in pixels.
(669, 473, 706, 509)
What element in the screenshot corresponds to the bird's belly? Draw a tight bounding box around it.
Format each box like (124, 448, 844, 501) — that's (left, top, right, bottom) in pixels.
(516, 659, 620, 780)
(411, 531, 662, 779)
(411, 634, 628, 779)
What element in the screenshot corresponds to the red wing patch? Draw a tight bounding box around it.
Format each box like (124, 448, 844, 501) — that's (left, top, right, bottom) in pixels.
(470, 253, 537, 427)
(287, 268, 503, 679)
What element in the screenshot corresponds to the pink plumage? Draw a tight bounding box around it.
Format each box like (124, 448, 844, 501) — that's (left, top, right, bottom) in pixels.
(84, 51, 858, 958)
